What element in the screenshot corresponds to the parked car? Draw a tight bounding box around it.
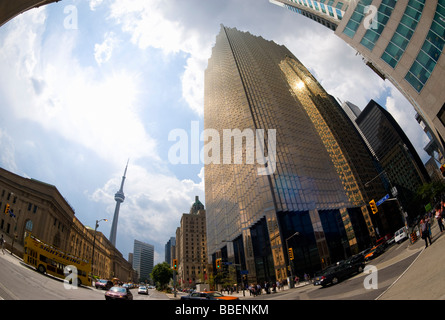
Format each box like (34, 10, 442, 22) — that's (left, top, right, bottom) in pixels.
(347, 253, 365, 273)
(180, 291, 239, 300)
(376, 234, 393, 248)
(313, 255, 365, 287)
(95, 279, 113, 290)
(105, 286, 133, 300)
(364, 244, 385, 261)
(394, 227, 408, 244)
(138, 286, 149, 295)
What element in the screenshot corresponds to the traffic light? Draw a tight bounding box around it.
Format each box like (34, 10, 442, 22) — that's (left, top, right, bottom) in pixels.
(216, 258, 221, 269)
(4, 203, 10, 215)
(172, 259, 178, 271)
(288, 248, 294, 260)
(441, 164, 445, 177)
(369, 199, 378, 214)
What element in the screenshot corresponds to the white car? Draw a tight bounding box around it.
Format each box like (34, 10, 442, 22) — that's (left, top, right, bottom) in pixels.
(394, 227, 408, 244)
(138, 286, 149, 295)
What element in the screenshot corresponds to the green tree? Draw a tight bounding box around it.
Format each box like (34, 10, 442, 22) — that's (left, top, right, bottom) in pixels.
(416, 181, 445, 205)
(151, 262, 173, 290)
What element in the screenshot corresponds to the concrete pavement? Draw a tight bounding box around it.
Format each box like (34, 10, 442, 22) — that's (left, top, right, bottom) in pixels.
(377, 220, 445, 300)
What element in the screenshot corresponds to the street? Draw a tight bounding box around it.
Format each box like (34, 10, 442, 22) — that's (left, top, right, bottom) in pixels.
(246, 251, 420, 300)
(0, 223, 442, 301)
(0, 252, 169, 300)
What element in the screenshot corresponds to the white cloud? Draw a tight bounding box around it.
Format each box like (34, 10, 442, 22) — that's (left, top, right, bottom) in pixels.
(90, 164, 205, 263)
(108, 0, 212, 116)
(89, 0, 104, 11)
(94, 32, 118, 65)
(0, 129, 17, 173)
(281, 30, 386, 109)
(0, 11, 159, 168)
(385, 84, 430, 162)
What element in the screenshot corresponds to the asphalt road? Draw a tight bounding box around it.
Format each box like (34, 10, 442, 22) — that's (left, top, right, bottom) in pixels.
(240, 239, 422, 300)
(0, 251, 169, 300)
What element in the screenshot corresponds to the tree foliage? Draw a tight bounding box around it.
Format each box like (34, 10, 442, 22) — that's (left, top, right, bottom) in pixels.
(416, 181, 445, 205)
(150, 262, 173, 290)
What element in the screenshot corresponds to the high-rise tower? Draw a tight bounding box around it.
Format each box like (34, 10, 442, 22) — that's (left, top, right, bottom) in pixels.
(133, 240, 154, 283)
(109, 161, 128, 247)
(204, 26, 387, 283)
(270, 0, 445, 162)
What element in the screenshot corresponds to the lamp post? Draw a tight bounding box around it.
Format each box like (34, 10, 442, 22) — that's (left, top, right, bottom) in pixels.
(285, 231, 299, 288)
(91, 218, 108, 278)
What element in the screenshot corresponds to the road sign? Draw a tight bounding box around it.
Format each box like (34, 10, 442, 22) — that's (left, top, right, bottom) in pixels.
(240, 270, 249, 275)
(223, 262, 232, 265)
(376, 194, 389, 206)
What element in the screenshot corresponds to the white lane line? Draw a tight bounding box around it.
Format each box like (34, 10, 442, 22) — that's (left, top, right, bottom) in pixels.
(375, 247, 425, 300)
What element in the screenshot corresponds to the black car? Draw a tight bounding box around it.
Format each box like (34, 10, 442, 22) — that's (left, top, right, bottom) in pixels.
(314, 254, 365, 287)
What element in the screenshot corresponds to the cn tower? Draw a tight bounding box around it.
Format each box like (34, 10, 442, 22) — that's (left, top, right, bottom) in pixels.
(109, 160, 128, 247)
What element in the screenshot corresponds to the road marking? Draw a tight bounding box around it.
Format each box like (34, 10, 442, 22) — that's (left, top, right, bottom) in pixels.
(374, 247, 424, 300)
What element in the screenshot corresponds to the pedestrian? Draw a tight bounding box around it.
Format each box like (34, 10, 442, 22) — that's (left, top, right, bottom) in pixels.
(0, 234, 4, 254)
(420, 218, 432, 248)
(435, 204, 445, 232)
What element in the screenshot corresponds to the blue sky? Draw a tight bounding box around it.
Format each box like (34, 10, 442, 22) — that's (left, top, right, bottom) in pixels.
(0, 0, 429, 265)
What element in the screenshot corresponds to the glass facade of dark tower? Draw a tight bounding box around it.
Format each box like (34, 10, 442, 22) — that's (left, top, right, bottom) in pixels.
(204, 26, 387, 283)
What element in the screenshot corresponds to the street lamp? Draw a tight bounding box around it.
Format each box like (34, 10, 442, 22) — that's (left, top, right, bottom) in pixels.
(91, 218, 108, 277)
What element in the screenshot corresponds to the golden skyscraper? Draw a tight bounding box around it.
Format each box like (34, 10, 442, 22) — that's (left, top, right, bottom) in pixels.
(204, 26, 386, 283)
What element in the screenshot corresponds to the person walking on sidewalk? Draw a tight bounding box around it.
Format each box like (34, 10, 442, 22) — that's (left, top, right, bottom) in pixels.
(420, 218, 432, 248)
(435, 204, 445, 232)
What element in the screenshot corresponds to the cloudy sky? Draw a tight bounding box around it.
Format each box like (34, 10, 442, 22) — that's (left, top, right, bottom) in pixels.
(0, 0, 429, 265)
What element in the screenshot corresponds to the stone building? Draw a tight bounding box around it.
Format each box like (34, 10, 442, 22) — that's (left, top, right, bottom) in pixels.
(0, 167, 134, 282)
(175, 196, 208, 288)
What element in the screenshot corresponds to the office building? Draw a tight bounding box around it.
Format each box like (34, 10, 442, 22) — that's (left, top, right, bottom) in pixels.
(175, 196, 208, 288)
(356, 99, 431, 223)
(165, 236, 176, 266)
(204, 26, 388, 283)
(133, 239, 154, 283)
(271, 0, 445, 163)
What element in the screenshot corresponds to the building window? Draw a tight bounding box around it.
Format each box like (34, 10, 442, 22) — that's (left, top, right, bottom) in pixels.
(343, 0, 373, 38)
(25, 220, 33, 232)
(360, 0, 397, 51)
(382, 0, 426, 67)
(405, 1, 445, 92)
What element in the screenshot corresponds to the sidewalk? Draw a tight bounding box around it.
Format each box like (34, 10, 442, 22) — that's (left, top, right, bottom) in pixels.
(378, 221, 445, 300)
(167, 281, 312, 300)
